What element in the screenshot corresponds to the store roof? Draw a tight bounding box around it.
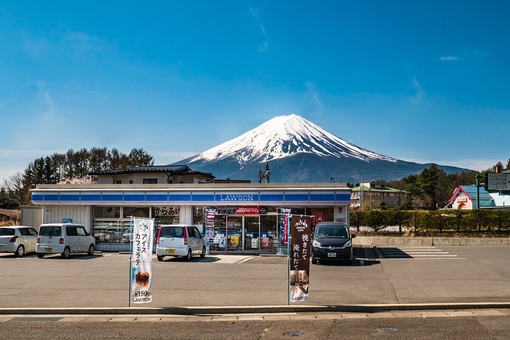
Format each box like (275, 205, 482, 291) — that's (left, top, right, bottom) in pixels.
(89, 164, 213, 177)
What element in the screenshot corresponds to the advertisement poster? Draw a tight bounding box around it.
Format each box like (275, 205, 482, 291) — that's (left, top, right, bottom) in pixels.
(205, 209, 216, 245)
(281, 209, 291, 246)
(289, 215, 312, 303)
(130, 218, 154, 304)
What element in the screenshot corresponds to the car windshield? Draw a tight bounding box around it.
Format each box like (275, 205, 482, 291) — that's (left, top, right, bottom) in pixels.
(0, 228, 15, 236)
(315, 225, 348, 239)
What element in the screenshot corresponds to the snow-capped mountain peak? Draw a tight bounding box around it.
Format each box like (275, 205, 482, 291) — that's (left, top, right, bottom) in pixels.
(189, 114, 396, 166)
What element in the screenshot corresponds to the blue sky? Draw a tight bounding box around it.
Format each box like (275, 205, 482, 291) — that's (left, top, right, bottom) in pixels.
(1, 1, 509, 183)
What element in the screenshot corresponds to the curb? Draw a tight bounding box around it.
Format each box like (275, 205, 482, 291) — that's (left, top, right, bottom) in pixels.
(2, 302, 510, 316)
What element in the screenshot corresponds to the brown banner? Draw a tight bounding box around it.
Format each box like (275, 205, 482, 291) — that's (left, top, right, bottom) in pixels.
(289, 215, 312, 302)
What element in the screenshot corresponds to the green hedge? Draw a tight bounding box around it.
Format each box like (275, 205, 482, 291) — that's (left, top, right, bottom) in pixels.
(349, 209, 510, 233)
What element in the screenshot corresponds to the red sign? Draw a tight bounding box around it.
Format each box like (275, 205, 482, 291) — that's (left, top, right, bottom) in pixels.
(235, 206, 260, 215)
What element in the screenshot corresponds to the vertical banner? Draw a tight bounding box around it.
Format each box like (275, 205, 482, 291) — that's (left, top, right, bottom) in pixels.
(289, 215, 312, 303)
(130, 218, 154, 304)
(281, 209, 291, 246)
(205, 209, 216, 245)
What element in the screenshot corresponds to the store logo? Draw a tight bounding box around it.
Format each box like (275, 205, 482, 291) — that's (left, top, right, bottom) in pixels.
(219, 194, 254, 201)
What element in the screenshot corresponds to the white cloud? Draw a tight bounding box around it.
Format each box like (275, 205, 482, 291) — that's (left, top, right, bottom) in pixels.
(42, 91, 56, 119)
(305, 82, 323, 115)
(249, 6, 259, 18)
(439, 55, 460, 61)
(410, 76, 424, 102)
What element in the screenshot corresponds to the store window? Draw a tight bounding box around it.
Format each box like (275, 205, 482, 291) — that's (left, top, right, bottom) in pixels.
(93, 220, 131, 243)
(152, 206, 180, 224)
(193, 206, 204, 225)
(124, 207, 150, 218)
(94, 206, 120, 218)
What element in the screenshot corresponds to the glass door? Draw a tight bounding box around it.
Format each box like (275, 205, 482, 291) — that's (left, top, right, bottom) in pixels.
(244, 216, 260, 252)
(226, 216, 242, 252)
(260, 215, 278, 252)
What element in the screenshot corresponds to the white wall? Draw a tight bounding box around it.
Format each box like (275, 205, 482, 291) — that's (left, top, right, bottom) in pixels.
(43, 205, 92, 232)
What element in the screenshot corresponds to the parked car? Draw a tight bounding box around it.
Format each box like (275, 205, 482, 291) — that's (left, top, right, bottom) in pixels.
(311, 222, 354, 265)
(0, 226, 38, 257)
(36, 223, 96, 259)
(155, 224, 205, 261)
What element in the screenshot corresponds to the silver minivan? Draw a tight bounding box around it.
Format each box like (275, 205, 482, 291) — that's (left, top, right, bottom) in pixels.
(36, 223, 96, 259)
(155, 224, 205, 261)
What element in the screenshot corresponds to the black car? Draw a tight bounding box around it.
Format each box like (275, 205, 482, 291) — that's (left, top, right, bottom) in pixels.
(311, 222, 354, 264)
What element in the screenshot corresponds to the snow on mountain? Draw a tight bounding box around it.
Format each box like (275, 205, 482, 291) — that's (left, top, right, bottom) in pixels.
(189, 114, 397, 167)
(177, 114, 469, 183)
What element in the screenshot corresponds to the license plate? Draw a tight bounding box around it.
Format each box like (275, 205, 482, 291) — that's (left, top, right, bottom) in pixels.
(45, 248, 53, 253)
(166, 249, 175, 254)
(327, 252, 337, 258)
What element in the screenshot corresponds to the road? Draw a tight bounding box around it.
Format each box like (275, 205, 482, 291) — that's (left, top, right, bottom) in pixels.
(1, 246, 510, 338)
(1, 309, 510, 339)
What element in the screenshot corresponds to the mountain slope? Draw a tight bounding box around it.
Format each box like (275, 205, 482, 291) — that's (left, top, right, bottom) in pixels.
(177, 114, 470, 183)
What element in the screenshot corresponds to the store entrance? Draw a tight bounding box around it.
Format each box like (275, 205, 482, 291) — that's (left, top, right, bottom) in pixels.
(213, 214, 278, 254)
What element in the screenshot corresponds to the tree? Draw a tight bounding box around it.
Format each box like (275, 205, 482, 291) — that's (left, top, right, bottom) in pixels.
(1, 147, 157, 209)
(127, 148, 154, 167)
(2, 173, 30, 207)
(418, 164, 441, 209)
(89, 147, 109, 174)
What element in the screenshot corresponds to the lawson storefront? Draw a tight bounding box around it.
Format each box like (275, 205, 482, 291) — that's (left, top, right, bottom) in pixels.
(31, 183, 351, 253)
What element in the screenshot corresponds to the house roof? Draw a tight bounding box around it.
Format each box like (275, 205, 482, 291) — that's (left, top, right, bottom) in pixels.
(351, 185, 407, 193)
(449, 185, 495, 207)
(490, 192, 510, 207)
(89, 164, 215, 179)
(0, 208, 21, 220)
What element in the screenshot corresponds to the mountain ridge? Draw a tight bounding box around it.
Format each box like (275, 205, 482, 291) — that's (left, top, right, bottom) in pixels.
(177, 114, 471, 183)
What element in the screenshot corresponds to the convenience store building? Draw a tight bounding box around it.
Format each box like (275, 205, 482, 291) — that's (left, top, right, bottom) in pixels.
(30, 165, 351, 253)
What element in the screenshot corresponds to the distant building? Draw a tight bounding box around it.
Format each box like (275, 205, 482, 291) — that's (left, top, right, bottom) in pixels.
(89, 165, 215, 184)
(350, 183, 407, 210)
(449, 185, 510, 210)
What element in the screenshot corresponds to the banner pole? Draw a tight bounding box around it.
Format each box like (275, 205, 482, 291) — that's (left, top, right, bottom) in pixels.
(128, 216, 133, 307)
(287, 213, 291, 305)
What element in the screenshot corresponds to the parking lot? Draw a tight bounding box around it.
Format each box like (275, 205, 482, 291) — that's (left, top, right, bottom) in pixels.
(1, 245, 510, 309)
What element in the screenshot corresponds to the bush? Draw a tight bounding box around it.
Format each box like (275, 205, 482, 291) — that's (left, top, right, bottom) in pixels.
(350, 209, 510, 234)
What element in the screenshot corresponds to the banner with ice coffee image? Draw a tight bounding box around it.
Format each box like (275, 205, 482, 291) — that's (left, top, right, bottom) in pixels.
(130, 218, 154, 304)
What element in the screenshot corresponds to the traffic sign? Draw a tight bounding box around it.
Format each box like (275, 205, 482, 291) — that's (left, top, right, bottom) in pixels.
(487, 173, 510, 191)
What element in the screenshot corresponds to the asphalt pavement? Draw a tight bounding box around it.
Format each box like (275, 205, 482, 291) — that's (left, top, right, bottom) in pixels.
(2, 243, 510, 338)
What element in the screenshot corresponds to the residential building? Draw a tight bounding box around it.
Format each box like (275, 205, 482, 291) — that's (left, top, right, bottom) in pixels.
(350, 183, 407, 210)
(449, 185, 510, 210)
(90, 164, 215, 185)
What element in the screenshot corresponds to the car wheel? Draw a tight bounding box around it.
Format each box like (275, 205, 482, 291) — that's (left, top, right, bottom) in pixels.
(157, 255, 164, 261)
(36, 253, 44, 258)
(15, 244, 25, 257)
(200, 246, 206, 258)
(61, 247, 71, 259)
(311, 256, 317, 264)
(185, 249, 192, 261)
(88, 244, 95, 256)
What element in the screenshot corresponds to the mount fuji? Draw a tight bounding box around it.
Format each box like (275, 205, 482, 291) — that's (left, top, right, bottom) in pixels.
(176, 114, 470, 183)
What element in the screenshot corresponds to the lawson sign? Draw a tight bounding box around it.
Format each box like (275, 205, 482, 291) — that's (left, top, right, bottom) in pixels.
(32, 190, 351, 205)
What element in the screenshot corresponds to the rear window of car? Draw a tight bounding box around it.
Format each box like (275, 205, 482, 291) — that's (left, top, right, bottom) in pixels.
(39, 226, 62, 236)
(0, 228, 15, 236)
(19, 228, 37, 236)
(160, 226, 184, 238)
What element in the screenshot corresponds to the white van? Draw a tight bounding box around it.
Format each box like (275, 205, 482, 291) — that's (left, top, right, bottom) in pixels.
(36, 223, 96, 259)
(155, 224, 206, 261)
